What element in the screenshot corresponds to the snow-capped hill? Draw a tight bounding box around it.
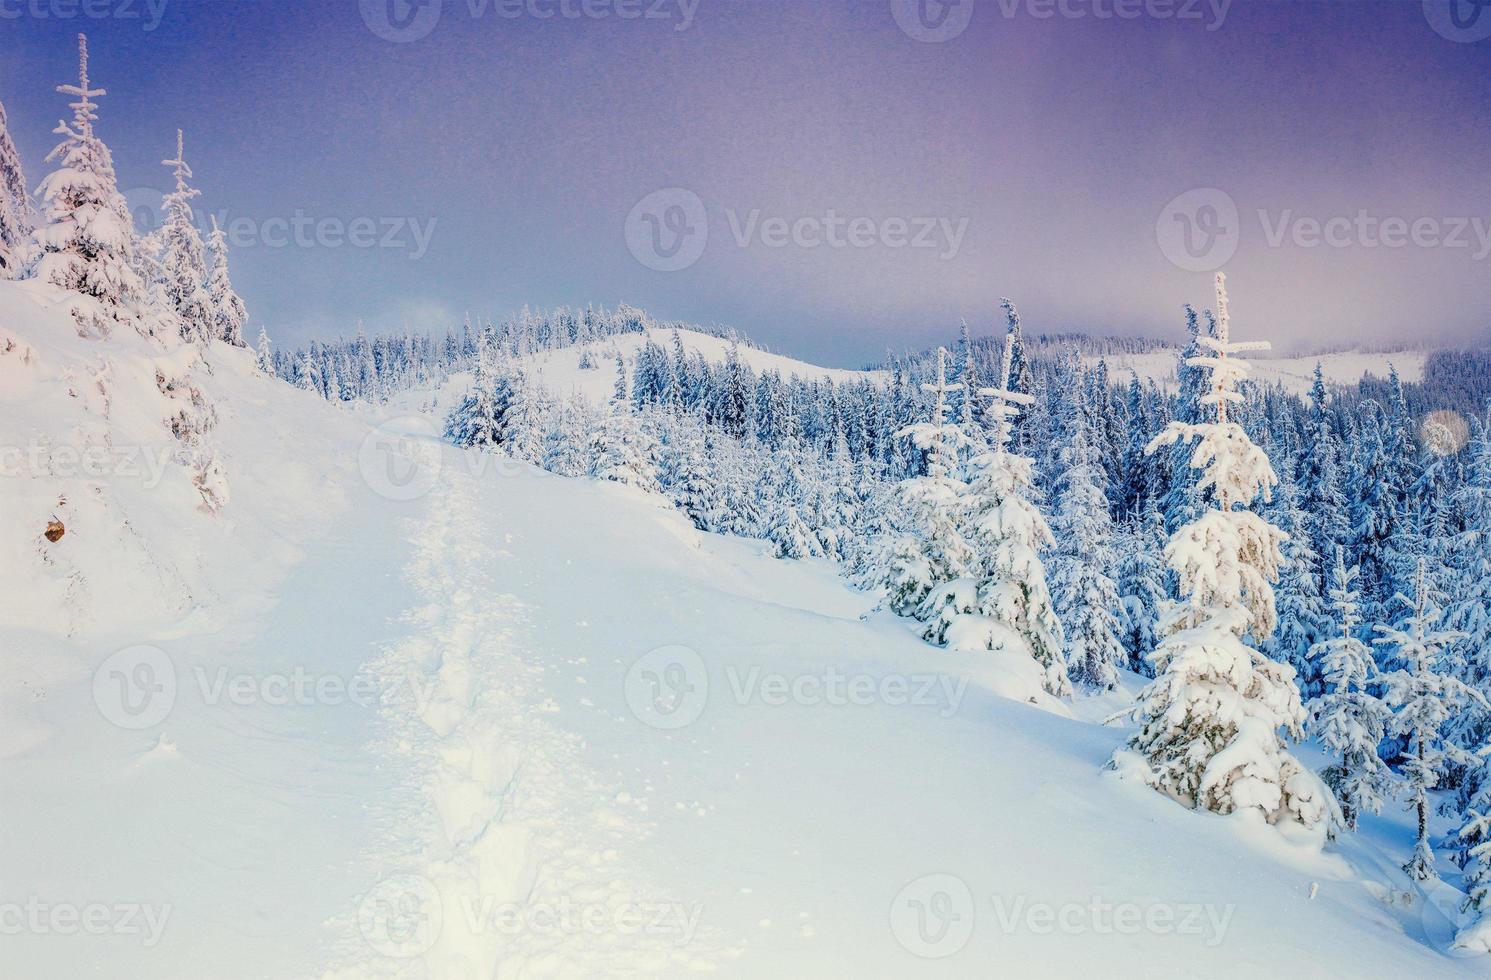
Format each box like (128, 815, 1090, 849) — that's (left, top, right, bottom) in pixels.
(0, 278, 356, 641)
(1093, 347, 1427, 395)
(524, 327, 883, 406)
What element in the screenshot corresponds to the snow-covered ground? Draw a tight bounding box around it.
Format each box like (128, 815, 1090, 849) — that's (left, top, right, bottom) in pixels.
(1094, 348, 1427, 395)
(2, 281, 1484, 977)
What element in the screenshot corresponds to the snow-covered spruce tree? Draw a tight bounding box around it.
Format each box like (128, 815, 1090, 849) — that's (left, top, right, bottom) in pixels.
(943, 309, 1070, 698)
(1375, 557, 1480, 881)
(1308, 549, 1391, 831)
(34, 34, 144, 338)
(764, 427, 825, 560)
(0, 97, 36, 279)
(877, 346, 972, 629)
(1267, 466, 1332, 699)
(1117, 497, 1169, 678)
(1455, 797, 1491, 953)
(158, 130, 213, 344)
(1110, 274, 1333, 833)
(255, 327, 273, 373)
(206, 214, 247, 346)
(1048, 358, 1125, 692)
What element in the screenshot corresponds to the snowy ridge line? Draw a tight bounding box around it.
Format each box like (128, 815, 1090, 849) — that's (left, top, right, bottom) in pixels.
(324, 462, 721, 977)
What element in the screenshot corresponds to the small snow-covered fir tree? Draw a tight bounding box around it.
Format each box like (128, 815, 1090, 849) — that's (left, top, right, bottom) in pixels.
(1376, 557, 1479, 880)
(34, 34, 144, 338)
(587, 399, 661, 493)
(206, 214, 247, 346)
(877, 347, 972, 629)
(1117, 497, 1168, 677)
(0, 97, 36, 279)
(255, 327, 273, 373)
(1308, 549, 1391, 830)
(942, 307, 1070, 698)
(1111, 274, 1333, 833)
(158, 129, 213, 343)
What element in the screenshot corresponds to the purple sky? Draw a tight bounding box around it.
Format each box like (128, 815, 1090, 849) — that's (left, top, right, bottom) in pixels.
(2, 0, 1487, 365)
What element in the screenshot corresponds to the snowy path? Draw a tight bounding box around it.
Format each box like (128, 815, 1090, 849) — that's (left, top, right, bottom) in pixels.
(323, 460, 724, 977)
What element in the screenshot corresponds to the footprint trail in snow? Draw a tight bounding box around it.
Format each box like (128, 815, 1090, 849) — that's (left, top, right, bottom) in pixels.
(324, 467, 720, 977)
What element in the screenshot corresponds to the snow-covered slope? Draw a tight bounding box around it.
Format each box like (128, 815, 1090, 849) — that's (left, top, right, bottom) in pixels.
(522, 327, 882, 406)
(1, 280, 1482, 977)
(1093, 348, 1427, 395)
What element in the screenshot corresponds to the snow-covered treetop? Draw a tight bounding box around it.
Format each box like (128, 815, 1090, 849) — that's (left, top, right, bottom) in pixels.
(978, 300, 1035, 452)
(58, 34, 104, 141)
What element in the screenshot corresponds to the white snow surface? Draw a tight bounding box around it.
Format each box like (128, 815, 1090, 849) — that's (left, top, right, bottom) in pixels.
(1, 280, 1484, 977)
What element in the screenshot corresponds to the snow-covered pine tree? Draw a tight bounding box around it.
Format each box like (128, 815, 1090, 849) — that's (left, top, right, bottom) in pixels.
(1376, 557, 1480, 880)
(0, 97, 36, 279)
(1048, 358, 1125, 692)
(255, 327, 273, 373)
(34, 34, 144, 338)
(1116, 496, 1169, 677)
(945, 308, 1070, 698)
(1455, 794, 1491, 953)
(158, 129, 213, 343)
(206, 214, 247, 346)
(1111, 274, 1333, 833)
(1268, 464, 1332, 698)
(1308, 549, 1391, 830)
(878, 347, 972, 631)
